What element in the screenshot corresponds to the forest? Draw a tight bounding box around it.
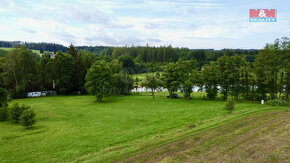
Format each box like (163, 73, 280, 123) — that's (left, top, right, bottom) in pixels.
(0, 37, 289, 102)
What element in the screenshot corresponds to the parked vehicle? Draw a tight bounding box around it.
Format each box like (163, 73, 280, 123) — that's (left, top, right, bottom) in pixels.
(167, 94, 180, 98)
(27, 92, 41, 97)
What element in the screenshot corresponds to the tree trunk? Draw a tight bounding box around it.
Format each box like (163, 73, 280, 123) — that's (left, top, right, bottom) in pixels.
(185, 93, 191, 100)
(279, 71, 284, 100)
(169, 89, 174, 98)
(97, 95, 102, 102)
(12, 63, 18, 87)
(285, 82, 289, 101)
(152, 89, 154, 99)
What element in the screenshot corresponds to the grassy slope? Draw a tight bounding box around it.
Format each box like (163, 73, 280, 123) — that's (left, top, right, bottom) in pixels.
(120, 110, 289, 162)
(0, 47, 42, 55)
(131, 72, 161, 84)
(0, 95, 287, 162)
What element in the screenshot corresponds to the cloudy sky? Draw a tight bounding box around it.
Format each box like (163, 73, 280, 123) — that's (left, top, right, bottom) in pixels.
(0, 0, 289, 49)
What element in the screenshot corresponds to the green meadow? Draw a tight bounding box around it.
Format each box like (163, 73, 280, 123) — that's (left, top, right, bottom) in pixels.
(0, 94, 286, 162)
(0, 47, 42, 55)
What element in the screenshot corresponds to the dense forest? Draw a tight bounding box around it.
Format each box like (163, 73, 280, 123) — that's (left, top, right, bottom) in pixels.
(0, 41, 67, 53)
(0, 37, 289, 102)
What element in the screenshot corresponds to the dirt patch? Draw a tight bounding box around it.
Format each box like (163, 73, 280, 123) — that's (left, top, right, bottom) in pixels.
(117, 110, 290, 163)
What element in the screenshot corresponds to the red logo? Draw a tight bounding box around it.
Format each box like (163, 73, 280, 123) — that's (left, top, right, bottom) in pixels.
(249, 9, 277, 22)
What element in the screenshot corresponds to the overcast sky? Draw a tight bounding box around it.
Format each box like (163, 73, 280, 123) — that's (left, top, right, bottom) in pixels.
(0, 0, 289, 49)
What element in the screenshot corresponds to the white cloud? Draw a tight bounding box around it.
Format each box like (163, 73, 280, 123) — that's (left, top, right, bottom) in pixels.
(0, 0, 14, 8)
(0, 0, 289, 49)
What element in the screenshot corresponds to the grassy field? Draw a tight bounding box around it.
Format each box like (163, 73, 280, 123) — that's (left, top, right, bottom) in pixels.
(121, 110, 289, 162)
(0, 94, 288, 162)
(0, 47, 42, 55)
(131, 72, 161, 84)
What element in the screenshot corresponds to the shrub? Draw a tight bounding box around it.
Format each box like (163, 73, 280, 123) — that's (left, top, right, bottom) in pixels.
(0, 87, 8, 107)
(9, 103, 29, 122)
(266, 100, 289, 107)
(20, 108, 36, 128)
(12, 85, 27, 99)
(225, 98, 235, 113)
(0, 107, 9, 121)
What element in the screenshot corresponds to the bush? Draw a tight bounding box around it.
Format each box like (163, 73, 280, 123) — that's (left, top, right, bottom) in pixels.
(266, 100, 289, 107)
(0, 87, 8, 107)
(20, 108, 36, 128)
(0, 107, 9, 121)
(12, 85, 27, 99)
(9, 103, 30, 122)
(225, 98, 235, 113)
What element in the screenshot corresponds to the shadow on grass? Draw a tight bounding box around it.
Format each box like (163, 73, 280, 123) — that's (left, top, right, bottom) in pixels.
(2, 125, 48, 141)
(92, 95, 126, 104)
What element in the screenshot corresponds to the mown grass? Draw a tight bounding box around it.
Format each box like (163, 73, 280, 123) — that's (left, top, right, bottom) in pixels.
(0, 94, 287, 162)
(124, 110, 289, 162)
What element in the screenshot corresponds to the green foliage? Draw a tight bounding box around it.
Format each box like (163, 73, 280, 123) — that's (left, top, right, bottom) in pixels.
(162, 60, 198, 99)
(9, 103, 29, 122)
(12, 85, 27, 99)
(266, 100, 289, 107)
(254, 45, 278, 100)
(112, 45, 179, 63)
(135, 77, 140, 85)
(48, 51, 74, 94)
(202, 63, 218, 99)
(20, 108, 36, 128)
(0, 37, 289, 102)
(216, 55, 247, 100)
(85, 60, 113, 102)
(0, 87, 8, 107)
(183, 80, 193, 100)
(112, 71, 134, 95)
(162, 62, 181, 98)
(180, 60, 198, 100)
(73, 50, 95, 93)
(111, 59, 123, 73)
(142, 74, 162, 99)
(0, 49, 7, 57)
(225, 98, 235, 113)
(118, 55, 135, 74)
(66, 44, 78, 58)
(0, 107, 9, 121)
(2, 45, 38, 95)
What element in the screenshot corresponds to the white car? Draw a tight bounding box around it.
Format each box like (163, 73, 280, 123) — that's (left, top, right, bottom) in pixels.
(27, 92, 42, 97)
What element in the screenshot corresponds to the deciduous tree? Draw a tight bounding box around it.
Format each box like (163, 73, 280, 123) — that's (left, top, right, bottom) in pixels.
(85, 60, 113, 102)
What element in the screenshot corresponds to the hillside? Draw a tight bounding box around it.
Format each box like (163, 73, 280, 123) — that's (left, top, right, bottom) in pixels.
(120, 110, 289, 162)
(0, 95, 288, 162)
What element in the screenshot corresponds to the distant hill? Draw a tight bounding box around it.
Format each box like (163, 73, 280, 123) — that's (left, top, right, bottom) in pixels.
(0, 41, 67, 53)
(0, 41, 112, 55)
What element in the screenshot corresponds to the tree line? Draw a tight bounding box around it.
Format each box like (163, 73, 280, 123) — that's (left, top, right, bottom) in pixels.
(101, 46, 258, 66)
(165, 37, 290, 101)
(0, 37, 289, 102)
(0, 41, 67, 53)
(0, 44, 134, 98)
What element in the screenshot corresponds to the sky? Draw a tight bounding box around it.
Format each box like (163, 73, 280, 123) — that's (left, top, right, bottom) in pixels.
(0, 0, 289, 49)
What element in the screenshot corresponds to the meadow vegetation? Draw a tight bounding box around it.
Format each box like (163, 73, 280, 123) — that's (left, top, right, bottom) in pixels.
(0, 38, 289, 162)
(0, 94, 288, 162)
